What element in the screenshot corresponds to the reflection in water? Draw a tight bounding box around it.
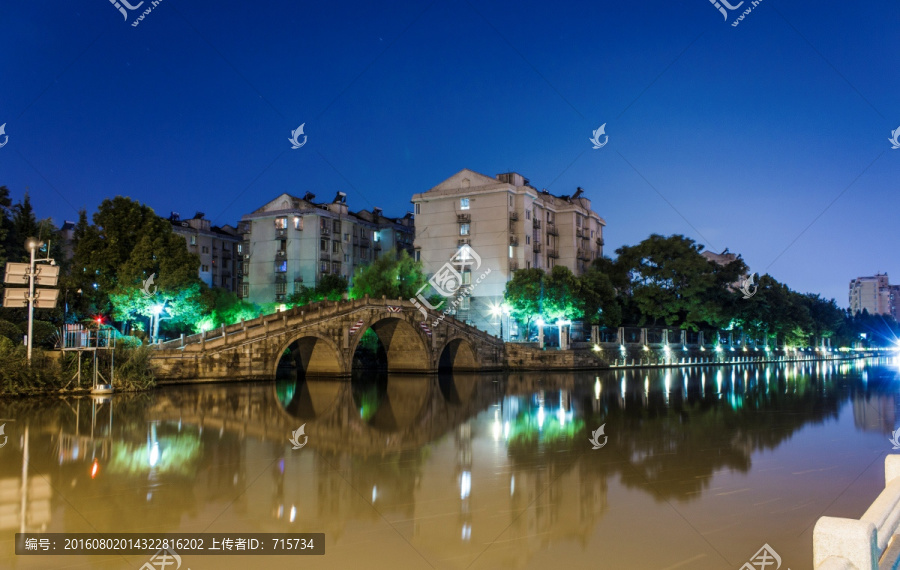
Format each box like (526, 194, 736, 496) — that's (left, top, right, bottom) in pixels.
(1, 358, 899, 569)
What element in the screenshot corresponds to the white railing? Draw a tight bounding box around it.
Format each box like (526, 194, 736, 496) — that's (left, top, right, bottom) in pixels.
(814, 455, 900, 569)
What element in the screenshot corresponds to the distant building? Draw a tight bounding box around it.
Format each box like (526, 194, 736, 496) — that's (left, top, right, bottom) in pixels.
(168, 212, 241, 293)
(701, 248, 738, 266)
(849, 274, 894, 317)
(410, 169, 606, 335)
(239, 192, 414, 305)
(59, 220, 76, 261)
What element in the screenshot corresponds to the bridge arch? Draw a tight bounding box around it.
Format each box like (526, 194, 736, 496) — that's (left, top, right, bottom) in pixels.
(438, 336, 479, 372)
(349, 316, 431, 373)
(274, 332, 345, 377)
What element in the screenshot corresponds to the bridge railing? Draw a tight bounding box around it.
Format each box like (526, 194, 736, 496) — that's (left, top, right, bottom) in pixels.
(153, 296, 504, 351)
(814, 455, 900, 569)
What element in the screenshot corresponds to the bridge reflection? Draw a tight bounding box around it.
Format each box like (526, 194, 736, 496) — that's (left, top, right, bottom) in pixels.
(0, 359, 896, 568)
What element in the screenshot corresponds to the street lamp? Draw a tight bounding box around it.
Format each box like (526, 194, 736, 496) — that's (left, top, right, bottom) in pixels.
(150, 302, 166, 344)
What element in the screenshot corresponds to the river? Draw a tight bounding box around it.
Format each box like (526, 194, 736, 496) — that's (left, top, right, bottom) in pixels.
(1, 357, 897, 569)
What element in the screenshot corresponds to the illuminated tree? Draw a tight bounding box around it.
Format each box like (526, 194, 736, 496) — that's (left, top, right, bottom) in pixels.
(349, 250, 427, 300)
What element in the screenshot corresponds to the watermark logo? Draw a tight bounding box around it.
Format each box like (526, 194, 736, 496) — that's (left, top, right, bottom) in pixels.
(890, 427, 900, 450)
(729, 0, 762, 27)
(289, 424, 308, 449)
(740, 543, 789, 570)
(139, 549, 190, 570)
(890, 127, 900, 150)
(708, 0, 744, 20)
(289, 123, 307, 149)
(0, 424, 7, 448)
(739, 272, 758, 299)
(409, 245, 491, 325)
(589, 424, 607, 449)
(141, 273, 157, 298)
(0, 123, 8, 148)
(589, 123, 608, 149)
(108, 0, 144, 21)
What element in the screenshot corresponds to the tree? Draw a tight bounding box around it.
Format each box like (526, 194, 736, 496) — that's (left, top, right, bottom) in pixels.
(350, 250, 427, 300)
(615, 234, 746, 330)
(543, 266, 580, 322)
(288, 274, 348, 306)
(578, 266, 622, 327)
(504, 268, 544, 336)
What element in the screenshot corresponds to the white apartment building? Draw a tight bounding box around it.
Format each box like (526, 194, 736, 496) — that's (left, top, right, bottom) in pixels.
(169, 212, 241, 293)
(411, 169, 606, 335)
(849, 274, 896, 318)
(239, 192, 413, 305)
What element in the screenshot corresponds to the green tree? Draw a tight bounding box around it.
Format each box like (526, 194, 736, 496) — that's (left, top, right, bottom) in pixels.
(350, 250, 427, 300)
(578, 266, 622, 327)
(543, 265, 581, 322)
(288, 274, 348, 306)
(504, 268, 545, 337)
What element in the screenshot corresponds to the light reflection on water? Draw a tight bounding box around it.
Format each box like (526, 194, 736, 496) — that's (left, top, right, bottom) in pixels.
(1, 357, 899, 569)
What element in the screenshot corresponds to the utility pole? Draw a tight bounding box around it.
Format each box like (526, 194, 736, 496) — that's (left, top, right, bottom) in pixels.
(3, 238, 59, 363)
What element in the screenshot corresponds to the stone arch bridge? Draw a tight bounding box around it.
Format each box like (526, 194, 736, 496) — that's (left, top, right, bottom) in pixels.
(150, 297, 505, 382)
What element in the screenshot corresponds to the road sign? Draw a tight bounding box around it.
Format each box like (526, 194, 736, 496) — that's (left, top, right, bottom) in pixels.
(2, 288, 28, 308)
(34, 264, 59, 287)
(1, 287, 59, 308)
(3, 262, 29, 285)
(33, 288, 59, 308)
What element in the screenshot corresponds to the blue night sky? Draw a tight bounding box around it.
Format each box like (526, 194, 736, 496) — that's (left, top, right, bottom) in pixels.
(1, 0, 897, 307)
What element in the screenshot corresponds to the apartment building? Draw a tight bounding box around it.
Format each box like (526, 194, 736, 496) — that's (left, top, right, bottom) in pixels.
(849, 273, 897, 318)
(239, 192, 414, 305)
(411, 169, 606, 333)
(169, 212, 241, 293)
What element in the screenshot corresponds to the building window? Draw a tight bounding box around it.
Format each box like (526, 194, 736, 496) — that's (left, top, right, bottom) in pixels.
(526, 235, 531, 245)
(462, 271, 471, 285)
(275, 282, 286, 294)
(332, 241, 340, 253)
(294, 216, 303, 230)
(344, 233, 349, 242)
(333, 220, 341, 232)
(591, 230, 595, 238)
(241, 283, 249, 297)
(237, 243, 243, 254)
(276, 261, 287, 273)
(320, 261, 328, 273)
(415, 203, 421, 215)
(202, 246, 209, 254)
(343, 254, 349, 262)
(201, 265, 209, 272)
(576, 216, 582, 227)
(509, 196, 513, 206)
(190, 235, 196, 245)
(460, 223, 470, 236)
(509, 246, 514, 258)
(331, 261, 340, 274)
(459, 296, 470, 310)
(526, 210, 531, 220)
(320, 239, 328, 252)
(275, 217, 287, 229)
(460, 198, 470, 210)
(414, 250, 421, 262)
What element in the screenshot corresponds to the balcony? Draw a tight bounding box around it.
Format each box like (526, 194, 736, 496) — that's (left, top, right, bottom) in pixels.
(320, 251, 331, 261)
(360, 237, 370, 247)
(596, 237, 605, 246)
(547, 248, 559, 258)
(533, 243, 542, 253)
(509, 211, 519, 221)
(547, 223, 559, 236)
(532, 219, 541, 229)
(509, 235, 519, 246)
(577, 248, 590, 261)
(275, 250, 286, 259)
(575, 228, 584, 238)
(509, 260, 519, 271)
(320, 227, 331, 236)
(457, 239, 471, 247)
(457, 213, 471, 223)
